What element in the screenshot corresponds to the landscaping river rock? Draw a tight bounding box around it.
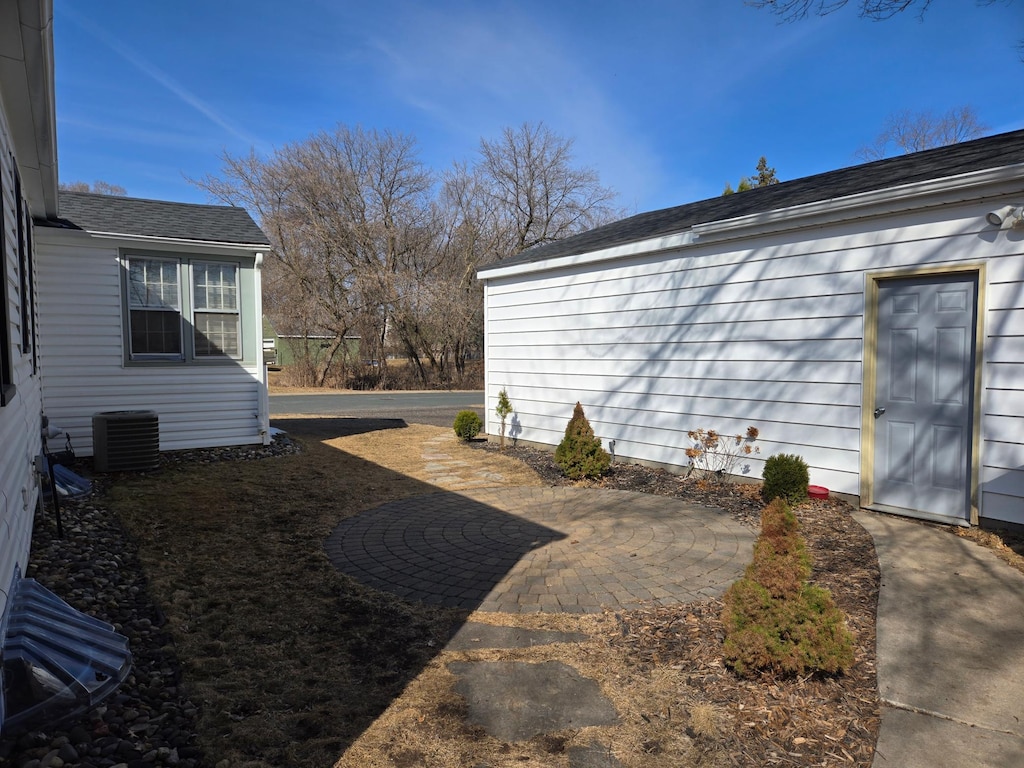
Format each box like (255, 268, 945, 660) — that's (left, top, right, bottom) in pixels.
(0, 437, 299, 768)
(3, 498, 203, 768)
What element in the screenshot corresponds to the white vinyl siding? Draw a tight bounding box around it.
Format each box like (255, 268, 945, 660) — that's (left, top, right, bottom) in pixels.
(483, 196, 1024, 526)
(0, 104, 43, 622)
(978, 255, 1024, 525)
(36, 234, 266, 456)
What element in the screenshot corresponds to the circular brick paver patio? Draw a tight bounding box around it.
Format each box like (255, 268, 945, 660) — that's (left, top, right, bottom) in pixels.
(325, 486, 756, 613)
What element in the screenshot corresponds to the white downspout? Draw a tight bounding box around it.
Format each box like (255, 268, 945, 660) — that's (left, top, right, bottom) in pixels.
(254, 252, 270, 445)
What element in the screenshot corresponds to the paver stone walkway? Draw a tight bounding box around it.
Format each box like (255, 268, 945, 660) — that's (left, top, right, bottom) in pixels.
(326, 485, 755, 613)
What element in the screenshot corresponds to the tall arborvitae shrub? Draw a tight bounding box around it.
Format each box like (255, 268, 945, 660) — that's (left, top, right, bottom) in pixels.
(722, 498, 855, 677)
(554, 402, 611, 480)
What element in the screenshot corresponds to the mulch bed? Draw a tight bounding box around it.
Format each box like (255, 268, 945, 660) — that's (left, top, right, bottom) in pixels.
(475, 441, 882, 767)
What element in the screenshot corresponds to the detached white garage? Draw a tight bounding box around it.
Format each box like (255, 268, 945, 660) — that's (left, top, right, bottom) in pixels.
(478, 129, 1024, 528)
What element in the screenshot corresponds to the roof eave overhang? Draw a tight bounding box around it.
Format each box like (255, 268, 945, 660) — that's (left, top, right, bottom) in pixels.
(35, 225, 271, 253)
(477, 230, 699, 282)
(0, 0, 58, 218)
(478, 161, 1024, 281)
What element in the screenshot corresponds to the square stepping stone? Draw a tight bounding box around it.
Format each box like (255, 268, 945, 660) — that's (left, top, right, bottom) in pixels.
(448, 660, 618, 742)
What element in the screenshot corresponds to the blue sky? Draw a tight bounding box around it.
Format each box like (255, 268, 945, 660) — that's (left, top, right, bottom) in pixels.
(53, 0, 1024, 215)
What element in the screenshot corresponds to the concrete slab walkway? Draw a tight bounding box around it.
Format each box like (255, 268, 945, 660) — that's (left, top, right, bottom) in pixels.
(326, 486, 755, 613)
(855, 511, 1024, 768)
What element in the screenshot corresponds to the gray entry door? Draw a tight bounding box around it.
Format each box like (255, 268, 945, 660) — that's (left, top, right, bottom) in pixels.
(872, 273, 977, 522)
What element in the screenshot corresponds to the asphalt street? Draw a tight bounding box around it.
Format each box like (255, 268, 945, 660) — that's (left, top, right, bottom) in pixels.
(269, 390, 485, 428)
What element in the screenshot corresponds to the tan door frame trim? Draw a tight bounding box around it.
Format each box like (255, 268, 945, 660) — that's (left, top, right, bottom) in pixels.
(860, 263, 985, 525)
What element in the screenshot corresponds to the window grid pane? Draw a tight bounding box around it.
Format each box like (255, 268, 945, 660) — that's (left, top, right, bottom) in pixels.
(129, 258, 180, 310)
(193, 264, 238, 311)
(194, 313, 240, 357)
(130, 309, 182, 356)
(127, 257, 182, 357)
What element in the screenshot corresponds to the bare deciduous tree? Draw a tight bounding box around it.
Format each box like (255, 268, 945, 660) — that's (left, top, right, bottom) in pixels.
(59, 180, 127, 195)
(428, 123, 623, 379)
(748, 1, 1022, 21)
(856, 105, 988, 161)
(476, 122, 622, 260)
(195, 126, 438, 386)
(430, 165, 495, 378)
(195, 121, 621, 389)
(745, 0, 929, 21)
(747, 1, 1021, 57)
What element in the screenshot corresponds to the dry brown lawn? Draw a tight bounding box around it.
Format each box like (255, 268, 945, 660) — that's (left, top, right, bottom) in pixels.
(107, 417, 883, 768)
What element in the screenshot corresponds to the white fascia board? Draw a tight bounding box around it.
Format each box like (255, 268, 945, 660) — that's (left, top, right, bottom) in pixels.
(692, 162, 1024, 242)
(477, 230, 697, 280)
(478, 162, 1024, 281)
(86, 230, 271, 252)
(38, 226, 269, 254)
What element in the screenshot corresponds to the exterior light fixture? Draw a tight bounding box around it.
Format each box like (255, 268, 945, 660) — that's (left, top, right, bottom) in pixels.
(986, 204, 1018, 226)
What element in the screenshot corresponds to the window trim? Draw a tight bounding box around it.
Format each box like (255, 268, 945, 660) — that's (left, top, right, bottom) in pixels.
(190, 261, 241, 358)
(125, 255, 185, 361)
(0, 154, 17, 405)
(14, 166, 35, 373)
(121, 251, 246, 365)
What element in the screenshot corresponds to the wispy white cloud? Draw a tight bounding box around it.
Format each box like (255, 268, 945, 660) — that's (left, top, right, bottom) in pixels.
(58, 114, 222, 151)
(60, 4, 262, 148)
(344, 2, 843, 212)
(353, 3, 667, 210)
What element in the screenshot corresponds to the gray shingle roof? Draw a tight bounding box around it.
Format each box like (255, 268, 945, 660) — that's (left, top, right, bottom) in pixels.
(486, 128, 1024, 271)
(40, 191, 271, 246)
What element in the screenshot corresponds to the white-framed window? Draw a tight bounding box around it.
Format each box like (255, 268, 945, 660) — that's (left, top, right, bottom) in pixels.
(124, 255, 242, 362)
(192, 262, 240, 357)
(127, 257, 183, 358)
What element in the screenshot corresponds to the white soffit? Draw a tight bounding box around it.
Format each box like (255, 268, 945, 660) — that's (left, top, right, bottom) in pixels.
(0, 0, 58, 218)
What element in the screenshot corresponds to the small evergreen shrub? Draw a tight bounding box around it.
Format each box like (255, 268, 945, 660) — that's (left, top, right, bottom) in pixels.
(722, 581, 854, 676)
(495, 388, 514, 449)
(761, 453, 810, 504)
(453, 410, 483, 441)
(554, 402, 611, 480)
(722, 498, 855, 677)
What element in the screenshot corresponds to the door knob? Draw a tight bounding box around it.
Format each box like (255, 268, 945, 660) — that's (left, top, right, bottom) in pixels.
(874, 407, 886, 418)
